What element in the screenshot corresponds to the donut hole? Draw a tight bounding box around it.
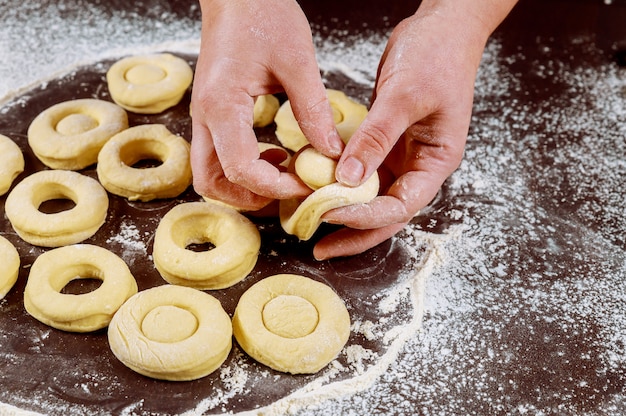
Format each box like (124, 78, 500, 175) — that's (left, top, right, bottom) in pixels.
(33, 184, 78, 214)
(259, 147, 290, 172)
(141, 304, 199, 343)
(118, 138, 167, 169)
(262, 295, 319, 339)
(55, 113, 99, 136)
(61, 278, 103, 295)
(124, 63, 167, 85)
(186, 241, 217, 253)
(330, 104, 344, 124)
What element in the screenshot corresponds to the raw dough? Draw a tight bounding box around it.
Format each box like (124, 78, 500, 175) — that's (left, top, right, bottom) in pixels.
(0, 235, 20, 300)
(253, 94, 280, 127)
(96, 124, 192, 201)
(232, 273, 350, 374)
(27, 99, 128, 170)
(0, 134, 24, 195)
(23, 244, 137, 332)
(280, 147, 379, 241)
(274, 89, 368, 152)
(152, 201, 261, 289)
(4, 170, 109, 247)
(108, 284, 232, 381)
(107, 53, 193, 114)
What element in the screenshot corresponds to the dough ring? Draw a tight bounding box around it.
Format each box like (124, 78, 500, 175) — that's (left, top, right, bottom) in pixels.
(27, 99, 128, 170)
(0, 235, 20, 300)
(96, 124, 192, 201)
(107, 53, 193, 114)
(153, 201, 261, 290)
(280, 147, 379, 241)
(232, 273, 350, 374)
(274, 89, 368, 152)
(5, 170, 109, 247)
(23, 244, 138, 332)
(108, 284, 232, 381)
(0, 134, 25, 195)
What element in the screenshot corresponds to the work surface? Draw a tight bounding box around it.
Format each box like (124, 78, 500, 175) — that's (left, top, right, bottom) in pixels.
(0, 1, 624, 415)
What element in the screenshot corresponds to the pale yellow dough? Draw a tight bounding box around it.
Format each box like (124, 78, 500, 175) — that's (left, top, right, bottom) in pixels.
(108, 284, 232, 381)
(5, 170, 109, 247)
(0, 134, 24, 195)
(0, 235, 20, 300)
(233, 273, 350, 374)
(253, 94, 280, 127)
(27, 99, 128, 170)
(107, 53, 193, 114)
(23, 244, 138, 332)
(280, 147, 379, 241)
(274, 89, 368, 152)
(96, 124, 192, 201)
(153, 201, 261, 289)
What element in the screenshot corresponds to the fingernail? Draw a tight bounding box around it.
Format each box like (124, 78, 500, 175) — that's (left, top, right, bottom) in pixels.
(337, 156, 364, 187)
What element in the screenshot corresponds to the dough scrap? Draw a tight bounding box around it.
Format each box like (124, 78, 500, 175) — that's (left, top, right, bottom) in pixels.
(0, 134, 25, 195)
(274, 89, 368, 152)
(253, 94, 280, 127)
(108, 284, 232, 381)
(96, 124, 192, 201)
(27, 99, 128, 170)
(107, 53, 193, 114)
(233, 273, 350, 374)
(5, 170, 109, 247)
(153, 201, 261, 290)
(0, 235, 20, 300)
(23, 244, 138, 332)
(280, 147, 379, 241)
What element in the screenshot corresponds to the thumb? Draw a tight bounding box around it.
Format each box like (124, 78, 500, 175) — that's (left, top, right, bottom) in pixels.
(335, 97, 412, 187)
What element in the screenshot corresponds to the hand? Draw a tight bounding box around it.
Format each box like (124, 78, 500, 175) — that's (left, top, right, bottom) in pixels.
(314, 0, 517, 260)
(191, 0, 344, 211)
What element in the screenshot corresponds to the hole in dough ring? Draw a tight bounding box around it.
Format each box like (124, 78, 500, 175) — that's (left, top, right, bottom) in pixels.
(0, 134, 25, 195)
(0, 235, 20, 300)
(4, 170, 109, 247)
(153, 201, 261, 290)
(27, 99, 128, 170)
(23, 244, 138, 332)
(232, 273, 351, 374)
(96, 124, 192, 201)
(279, 147, 379, 241)
(274, 89, 368, 152)
(108, 284, 232, 381)
(106, 53, 193, 114)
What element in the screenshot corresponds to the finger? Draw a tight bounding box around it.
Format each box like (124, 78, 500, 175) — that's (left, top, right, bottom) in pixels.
(275, 55, 344, 158)
(190, 120, 273, 210)
(313, 222, 407, 261)
(202, 92, 313, 200)
(335, 95, 414, 187)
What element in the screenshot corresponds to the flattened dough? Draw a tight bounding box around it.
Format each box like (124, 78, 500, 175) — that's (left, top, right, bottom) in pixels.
(0, 134, 24, 195)
(107, 53, 193, 114)
(153, 201, 261, 289)
(233, 273, 350, 374)
(96, 124, 192, 201)
(27, 99, 128, 170)
(108, 284, 232, 381)
(5, 170, 109, 247)
(274, 89, 368, 152)
(23, 244, 137, 332)
(0, 235, 20, 300)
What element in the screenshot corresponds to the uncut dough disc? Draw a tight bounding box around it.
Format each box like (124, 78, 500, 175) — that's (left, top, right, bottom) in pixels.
(107, 53, 193, 114)
(108, 284, 232, 381)
(233, 273, 351, 374)
(26, 99, 128, 170)
(0, 134, 24, 196)
(0, 235, 20, 300)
